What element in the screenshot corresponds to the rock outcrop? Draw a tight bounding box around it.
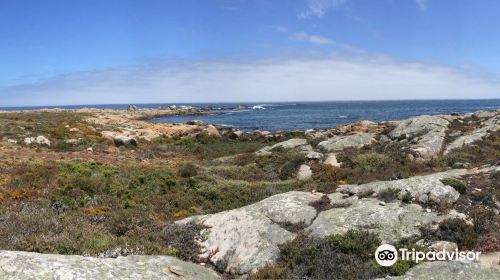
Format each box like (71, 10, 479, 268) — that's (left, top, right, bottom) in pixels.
(175, 191, 325, 274)
(387, 261, 500, 280)
(297, 164, 312, 180)
(307, 196, 464, 243)
(255, 138, 313, 156)
(317, 133, 375, 152)
(389, 115, 449, 158)
(23, 135, 51, 146)
(444, 112, 500, 154)
(0, 250, 220, 280)
(337, 169, 468, 205)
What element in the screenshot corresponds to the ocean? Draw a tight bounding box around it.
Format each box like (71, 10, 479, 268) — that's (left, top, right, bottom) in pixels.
(2, 99, 500, 132)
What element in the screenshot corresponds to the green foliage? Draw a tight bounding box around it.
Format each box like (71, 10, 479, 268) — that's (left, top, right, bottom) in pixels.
(162, 222, 208, 261)
(177, 163, 199, 178)
(378, 188, 401, 202)
(422, 218, 478, 250)
(353, 153, 390, 172)
(278, 230, 383, 279)
(440, 177, 467, 194)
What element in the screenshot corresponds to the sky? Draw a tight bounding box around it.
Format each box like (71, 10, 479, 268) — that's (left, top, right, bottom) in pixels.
(1, 0, 499, 106)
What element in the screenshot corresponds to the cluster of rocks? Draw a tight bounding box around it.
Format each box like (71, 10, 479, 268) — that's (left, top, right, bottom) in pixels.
(248, 110, 500, 180)
(23, 135, 51, 147)
(172, 167, 494, 275)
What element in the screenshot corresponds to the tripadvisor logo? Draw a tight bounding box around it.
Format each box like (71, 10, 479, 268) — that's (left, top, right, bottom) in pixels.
(374, 244, 481, 267)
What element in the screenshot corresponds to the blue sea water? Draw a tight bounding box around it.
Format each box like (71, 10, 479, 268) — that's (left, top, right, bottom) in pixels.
(2, 100, 500, 131)
(150, 100, 500, 131)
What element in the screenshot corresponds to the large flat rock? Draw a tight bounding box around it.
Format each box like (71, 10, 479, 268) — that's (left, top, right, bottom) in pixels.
(0, 250, 220, 280)
(386, 261, 500, 280)
(317, 133, 375, 152)
(175, 191, 325, 274)
(389, 115, 449, 158)
(306, 197, 464, 243)
(337, 169, 467, 204)
(255, 138, 313, 156)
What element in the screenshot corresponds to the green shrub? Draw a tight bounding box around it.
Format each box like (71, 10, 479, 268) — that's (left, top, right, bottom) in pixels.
(276, 230, 383, 279)
(162, 222, 208, 261)
(422, 218, 478, 250)
(178, 163, 199, 178)
(440, 177, 466, 194)
(378, 188, 400, 202)
(353, 153, 390, 172)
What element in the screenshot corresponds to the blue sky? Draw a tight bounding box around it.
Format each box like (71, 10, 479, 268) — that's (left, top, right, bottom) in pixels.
(1, 0, 499, 106)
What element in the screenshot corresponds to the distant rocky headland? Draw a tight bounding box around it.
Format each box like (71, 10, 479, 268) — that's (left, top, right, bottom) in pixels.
(0, 107, 498, 279)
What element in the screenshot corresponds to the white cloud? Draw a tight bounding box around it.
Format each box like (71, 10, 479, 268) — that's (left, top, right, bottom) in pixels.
(298, 0, 349, 19)
(1, 54, 499, 107)
(415, 0, 428, 10)
(291, 32, 335, 45)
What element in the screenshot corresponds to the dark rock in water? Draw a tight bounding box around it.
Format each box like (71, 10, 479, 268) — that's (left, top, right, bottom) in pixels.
(186, 120, 205, 125)
(450, 112, 460, 116)
(127, 105, 138, 111)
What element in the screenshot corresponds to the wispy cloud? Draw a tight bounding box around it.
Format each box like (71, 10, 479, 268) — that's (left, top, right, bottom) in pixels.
(1, 54, 499, 107)
(415, 0, 428, 10)
(291, 32, 335, 45)
(298, 0, 349, 19)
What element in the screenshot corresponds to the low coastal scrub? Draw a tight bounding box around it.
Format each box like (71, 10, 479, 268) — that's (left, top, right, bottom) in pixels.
(440, 177, 467, 194)
(249, 230, 418, 279)
(0, 158, 308, 256)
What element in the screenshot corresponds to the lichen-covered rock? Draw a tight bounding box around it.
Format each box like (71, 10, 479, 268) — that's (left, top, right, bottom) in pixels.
(305, 151, 323, 160)
(175, 191, 325, 274)
(23, 135, 51, 146)
(386, 261, 500, 280)
(306, 197, 464, 243)
(444, 113, 500, 154)
(317, 133, 375, 152)
(0, 250, 220, 280)
(389, 115, 449, 158)
(255, 138, 312, 156)
(337, 169, 467, 205)
(297, 164, 312, 180)
(324, 153, 341, 167)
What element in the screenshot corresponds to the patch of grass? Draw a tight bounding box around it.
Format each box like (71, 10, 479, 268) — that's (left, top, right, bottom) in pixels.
(440, 177, 466, 194)
(177, 163, 199, 178)
(353, 153, 390, 172)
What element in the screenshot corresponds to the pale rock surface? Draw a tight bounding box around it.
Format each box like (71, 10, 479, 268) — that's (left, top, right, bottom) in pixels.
(297, 164, 313, 180)
(444, 112, 500, 154)
(255, 138, 312, 156)
(307, 196, 465, 243)
(317, 133, 375, 152)
(386, 261, 500, 280)
(0, 250, 220, 280)
(324, 153, 341, 167)
(204, 125, 221, 138)
(337, 169, 467, 205)
(306, 151, 323, 160)
(389, 115, 449, 158)
(175, 191, 325, 274)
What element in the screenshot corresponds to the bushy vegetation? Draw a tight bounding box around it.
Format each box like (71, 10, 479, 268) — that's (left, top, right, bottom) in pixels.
(440, 177, 467, 194)
(0, 157, 310, 256)
(249, 230, 418, 280)
(421, 218, 478, 250)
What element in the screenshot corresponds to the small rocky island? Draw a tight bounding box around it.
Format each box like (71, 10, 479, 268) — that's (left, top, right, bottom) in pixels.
(0, 107, 498, 279)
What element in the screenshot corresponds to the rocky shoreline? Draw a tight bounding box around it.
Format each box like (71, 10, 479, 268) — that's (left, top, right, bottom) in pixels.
(0, 108, 498, 279)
